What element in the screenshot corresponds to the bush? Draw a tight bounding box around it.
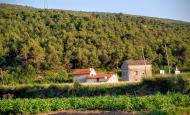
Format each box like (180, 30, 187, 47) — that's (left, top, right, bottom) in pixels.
(35, 68, 73, 83)
(0, 66, 72, 85)
(141, 76, 188, 94)
(0, 65, 36, 84)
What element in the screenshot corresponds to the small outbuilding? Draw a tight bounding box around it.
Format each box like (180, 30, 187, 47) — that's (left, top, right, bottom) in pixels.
(86, 74, 118, 83)
(175, 67, 180, 74)
(72, 68, 96, 82)
(121, 60, 152, 82)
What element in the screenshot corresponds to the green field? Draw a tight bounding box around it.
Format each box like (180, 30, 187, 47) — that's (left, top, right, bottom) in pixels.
(0, 93, 190, 114)
(0, 75, 190, 114)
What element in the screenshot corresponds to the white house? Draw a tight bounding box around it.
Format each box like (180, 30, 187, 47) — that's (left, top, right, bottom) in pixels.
(72, 68, 96, 82)
(86, 74, 118, 83)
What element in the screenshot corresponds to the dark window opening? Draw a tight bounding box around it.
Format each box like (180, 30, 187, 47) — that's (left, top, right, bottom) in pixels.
(135, 71, 138, 75)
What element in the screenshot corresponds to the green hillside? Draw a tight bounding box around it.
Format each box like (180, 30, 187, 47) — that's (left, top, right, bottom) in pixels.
(0, 4, 190, 77)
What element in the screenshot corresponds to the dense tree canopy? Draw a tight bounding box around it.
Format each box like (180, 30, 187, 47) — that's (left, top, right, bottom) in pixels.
(0, 4, 190, 74)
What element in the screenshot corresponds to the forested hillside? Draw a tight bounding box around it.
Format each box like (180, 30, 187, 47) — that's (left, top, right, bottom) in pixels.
(0, 4, 190, 76)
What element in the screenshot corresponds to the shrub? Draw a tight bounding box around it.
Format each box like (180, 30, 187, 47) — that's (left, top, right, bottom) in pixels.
(0, 66, 72, 85)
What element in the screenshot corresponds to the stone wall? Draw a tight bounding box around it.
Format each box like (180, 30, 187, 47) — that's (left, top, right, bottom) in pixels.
(121, 63, 152, 81)
(128, 65, 152, 81)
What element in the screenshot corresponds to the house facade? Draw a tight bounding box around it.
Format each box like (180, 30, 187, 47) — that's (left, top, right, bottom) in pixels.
(86, 74, 118, 83)
(72, 68, 118, 83)
(72, 68, 96, 82)
(121, 60, 152, 82)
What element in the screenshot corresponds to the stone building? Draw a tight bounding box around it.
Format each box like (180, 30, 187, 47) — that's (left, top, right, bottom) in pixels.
(121, 60, 152, 82)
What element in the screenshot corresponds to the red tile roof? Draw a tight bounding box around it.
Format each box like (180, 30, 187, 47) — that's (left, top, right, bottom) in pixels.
(87, 74, 113, 79)
(125, 60, 151, 65)
(72, 68, 93, 75)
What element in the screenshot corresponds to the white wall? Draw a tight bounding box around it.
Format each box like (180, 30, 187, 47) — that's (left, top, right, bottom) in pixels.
(86, 74, 118, 83)
(86, 79, 97, 83)
(90, 69, 97, 76)
(107, 74, 118, 82)
(86, 78, 106, 83)
(73, 74, 88, 82)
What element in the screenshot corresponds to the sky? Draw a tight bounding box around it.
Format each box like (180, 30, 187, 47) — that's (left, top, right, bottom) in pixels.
(0, 0, 190, 22)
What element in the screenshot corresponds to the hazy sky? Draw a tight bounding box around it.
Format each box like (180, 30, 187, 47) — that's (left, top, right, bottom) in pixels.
(0, 0, 190, 22)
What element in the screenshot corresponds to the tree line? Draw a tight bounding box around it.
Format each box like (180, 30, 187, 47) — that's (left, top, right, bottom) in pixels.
(0, 4, 190, 81)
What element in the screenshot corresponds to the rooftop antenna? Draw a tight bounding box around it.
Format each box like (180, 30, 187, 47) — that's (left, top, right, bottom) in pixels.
(44, 0, 48, 9)
(164, 44, 171, 74)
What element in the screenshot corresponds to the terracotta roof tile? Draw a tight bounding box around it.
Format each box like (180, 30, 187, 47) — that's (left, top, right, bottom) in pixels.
(125, 60, 151, 65)
(72, 68, 93, 75)
(87, 74, 113, 79)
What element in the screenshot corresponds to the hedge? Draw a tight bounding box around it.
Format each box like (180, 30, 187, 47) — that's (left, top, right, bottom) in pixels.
(1, 76, 190, 98)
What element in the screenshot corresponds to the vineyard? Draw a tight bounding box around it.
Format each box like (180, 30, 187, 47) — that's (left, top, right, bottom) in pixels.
(0, 76, 190, 114)
(0, 93, 190, 114)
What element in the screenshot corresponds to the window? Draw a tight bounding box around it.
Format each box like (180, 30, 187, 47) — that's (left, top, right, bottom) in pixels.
(135, 71, 138, 75)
